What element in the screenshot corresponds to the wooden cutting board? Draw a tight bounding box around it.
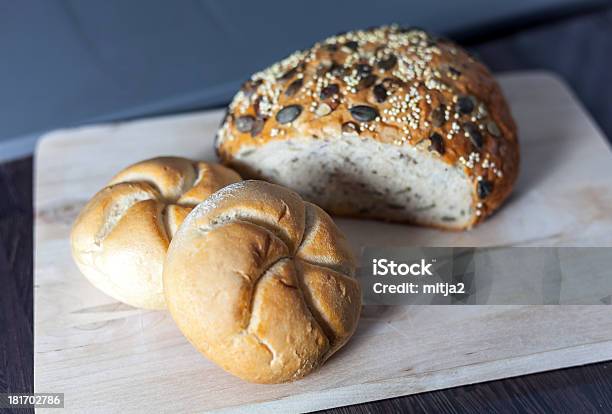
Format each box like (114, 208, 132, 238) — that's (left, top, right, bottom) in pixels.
(34, 72, 612, 413)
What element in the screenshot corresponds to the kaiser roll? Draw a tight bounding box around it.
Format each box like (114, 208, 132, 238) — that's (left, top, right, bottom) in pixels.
(70, 156, 241, 309)
(163, 180, 362, 383)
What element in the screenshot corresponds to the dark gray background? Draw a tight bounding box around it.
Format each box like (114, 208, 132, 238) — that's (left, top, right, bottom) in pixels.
(0, 0, 610, 160)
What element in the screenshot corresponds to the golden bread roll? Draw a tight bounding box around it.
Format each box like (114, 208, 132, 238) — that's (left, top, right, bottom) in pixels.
(70, 156, 241, 309)
(164, 180, 361, 383)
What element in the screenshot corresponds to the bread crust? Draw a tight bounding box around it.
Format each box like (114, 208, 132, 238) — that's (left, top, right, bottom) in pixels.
(215, 25, 519, 228)
(70, 157, 241, 309)
(163, 180, 361, 383)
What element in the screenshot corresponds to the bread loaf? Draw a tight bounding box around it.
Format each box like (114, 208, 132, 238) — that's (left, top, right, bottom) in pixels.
(215, 25, 519, 230)
(163, 180, 361, 383)
(70, 157, 241, 309)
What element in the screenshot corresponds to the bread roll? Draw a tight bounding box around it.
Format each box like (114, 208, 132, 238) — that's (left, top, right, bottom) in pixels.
(164, 180, 361, 383)
(70, 157, 241, 309)
(215, 25, 519, 230)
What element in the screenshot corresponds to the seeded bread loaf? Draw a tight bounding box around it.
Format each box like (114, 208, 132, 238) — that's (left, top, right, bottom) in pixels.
(163, 180, 361, 383)
(70, 157, 241, 309)
(215, 25, 519, 229)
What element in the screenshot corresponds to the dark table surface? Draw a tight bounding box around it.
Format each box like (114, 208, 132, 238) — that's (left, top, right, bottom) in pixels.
(2, 6, 612, 414)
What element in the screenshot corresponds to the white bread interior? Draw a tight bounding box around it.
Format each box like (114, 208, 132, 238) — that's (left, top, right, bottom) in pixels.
(230, 135, 474, 229)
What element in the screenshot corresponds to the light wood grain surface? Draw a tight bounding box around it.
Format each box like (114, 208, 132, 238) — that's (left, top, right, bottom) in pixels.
(34, 72, 612, 413)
